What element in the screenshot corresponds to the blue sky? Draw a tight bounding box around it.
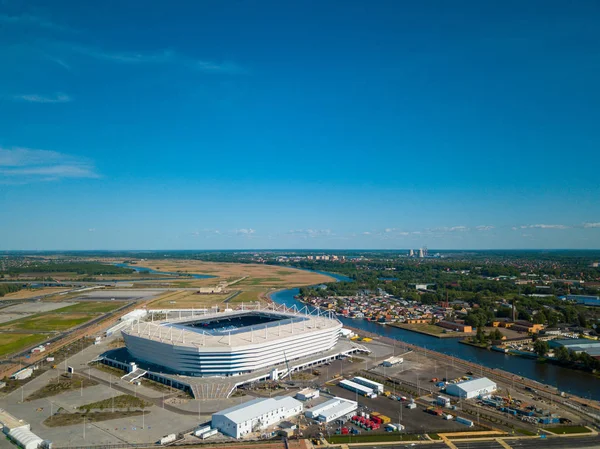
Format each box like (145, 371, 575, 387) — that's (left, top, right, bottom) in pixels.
(1, 0, 599, 250)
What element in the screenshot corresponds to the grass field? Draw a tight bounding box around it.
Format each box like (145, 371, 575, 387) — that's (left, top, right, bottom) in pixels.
(114, 259, 335, 307)
(26, 374, 98, 401)
(55, 302, 123, 314)
(148, 291, 232, 309)
(0, 333, 47, 357)
(227, 289, 263, 303)
(44, 410, 146, 427)
(0, 312, 93, 331)
(132, 259, 334, 287)
(2, 287, 72, 300)
(79, 394, 152, 411)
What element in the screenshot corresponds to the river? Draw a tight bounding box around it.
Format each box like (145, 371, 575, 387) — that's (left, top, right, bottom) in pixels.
(268, 271, 600, 401)
(114, 263, 599, 400)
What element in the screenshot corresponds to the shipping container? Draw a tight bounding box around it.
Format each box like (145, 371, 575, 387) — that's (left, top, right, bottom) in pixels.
(456, 417, 474, 427)
(201, 429, 218, 439)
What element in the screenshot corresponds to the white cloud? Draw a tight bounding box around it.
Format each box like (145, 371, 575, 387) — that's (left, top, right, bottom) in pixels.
(362, 231, 371, 235)
(432, 226, 470, 232)
(525, 224, 570, 230)
(583, 222, 600, 228)
(235, 228, 256, 236)
(287, 229, 333, 238)
(475, 225, 495, 231)
(69, 45, 244, 74)
(88, 228, 96, 232)
(0, 147, 99, 183)
(13, 93, 71, 103)
(46, 56, 71, 70)
(0, 14, 70, 32)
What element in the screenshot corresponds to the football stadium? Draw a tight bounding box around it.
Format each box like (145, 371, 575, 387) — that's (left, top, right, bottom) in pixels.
(121, 306, 342, 377)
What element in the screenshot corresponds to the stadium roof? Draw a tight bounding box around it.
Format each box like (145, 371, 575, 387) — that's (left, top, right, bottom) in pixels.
(124, 305, 340, 349)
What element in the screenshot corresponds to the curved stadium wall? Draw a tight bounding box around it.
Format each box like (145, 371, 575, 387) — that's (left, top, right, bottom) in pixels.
(122, 307, 342, 377)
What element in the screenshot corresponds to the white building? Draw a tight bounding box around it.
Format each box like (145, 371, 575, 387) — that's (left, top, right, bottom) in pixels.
(212, 396, 303, 439)
(305, 397, 357, 423)
(295, 388, 319, 401)
(339, 379, 374, 397)
(340, 328, 355, 339)
(10, 368, 33, 380)
(445, 377, 497, 399)
(1, 409, 44, 449)
(382, 356, 403, 367)
(352, 376, 384, 394)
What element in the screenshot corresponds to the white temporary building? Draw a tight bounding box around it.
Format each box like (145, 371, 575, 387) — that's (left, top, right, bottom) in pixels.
(1, 409, 44, 449)
(8, 427, 44, 449)
(445, 377, 497, 399)
(352, 376, 384, 394)
(339, 379, 374, 397)
(340, 328, 355, 338)
(382, 356, 404, 367)
(305, 397, 357, 423)
(212, 396, 303, 439)
(295, 388, 320, 401)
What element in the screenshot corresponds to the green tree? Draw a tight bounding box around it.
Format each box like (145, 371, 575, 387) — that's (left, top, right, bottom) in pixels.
(555, 346, 571, 364)
(533, 310, 546, 325)
(489, 328, 504, 341)
(533, 340, 549, 357)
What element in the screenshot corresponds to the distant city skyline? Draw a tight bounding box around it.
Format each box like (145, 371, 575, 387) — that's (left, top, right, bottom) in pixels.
(1, 1, 599, 250)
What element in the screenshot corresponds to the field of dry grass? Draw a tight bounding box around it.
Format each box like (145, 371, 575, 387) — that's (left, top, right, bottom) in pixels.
(2, 287, 72, 300)
(148, 291, 233, 309)
(131, 260, 333, 307)
(135, 260, 333, 287)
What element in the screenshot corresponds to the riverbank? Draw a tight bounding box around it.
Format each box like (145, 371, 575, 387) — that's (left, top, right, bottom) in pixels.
(389, 322, 475, 339)
(459, 339, 490, 349)
(340, 323, 600, 414)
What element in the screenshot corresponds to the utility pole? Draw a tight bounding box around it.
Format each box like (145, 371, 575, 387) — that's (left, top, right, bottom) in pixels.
(83, 416, 86, 439)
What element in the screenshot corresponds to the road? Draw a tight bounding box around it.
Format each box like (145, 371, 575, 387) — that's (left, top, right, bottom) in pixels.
(357, 435, 600, 449)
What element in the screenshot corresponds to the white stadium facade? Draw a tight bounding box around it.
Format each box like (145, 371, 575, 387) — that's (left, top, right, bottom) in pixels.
(121, 305, 342, 377)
